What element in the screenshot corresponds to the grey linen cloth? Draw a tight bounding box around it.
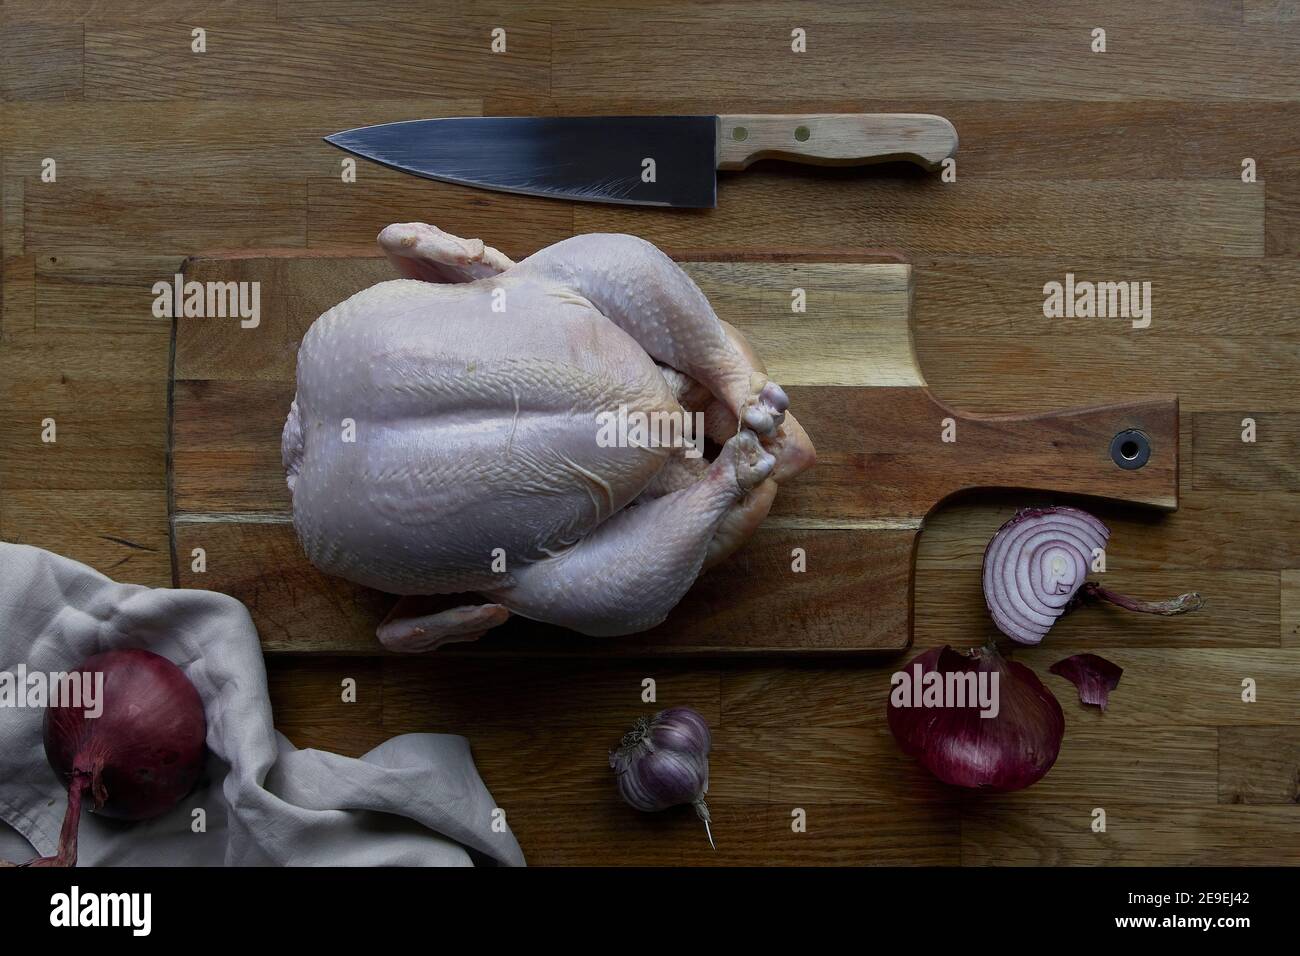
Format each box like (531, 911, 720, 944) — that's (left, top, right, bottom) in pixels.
(0, 543, 525, 866)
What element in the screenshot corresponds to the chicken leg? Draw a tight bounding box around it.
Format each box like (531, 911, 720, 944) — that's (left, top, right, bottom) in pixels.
(485, 429, 776, 636)
(522, 233, 789, 437)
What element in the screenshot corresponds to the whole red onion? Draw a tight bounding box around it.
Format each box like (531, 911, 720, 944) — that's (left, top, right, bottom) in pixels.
(6, 648, 207, 867)
(887, 644, 1065, 791)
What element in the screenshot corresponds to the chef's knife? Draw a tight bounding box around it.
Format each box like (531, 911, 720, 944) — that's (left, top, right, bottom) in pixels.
(324, 114, 958, 208)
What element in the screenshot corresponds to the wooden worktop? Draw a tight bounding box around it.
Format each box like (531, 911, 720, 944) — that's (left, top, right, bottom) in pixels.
(1, 0, 1296, 865)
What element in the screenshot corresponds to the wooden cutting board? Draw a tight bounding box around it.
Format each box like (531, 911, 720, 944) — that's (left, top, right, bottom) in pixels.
(168, 249, 1178, 656)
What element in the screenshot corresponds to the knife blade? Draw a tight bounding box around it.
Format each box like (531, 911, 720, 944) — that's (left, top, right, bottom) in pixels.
(324, 114, 958, 208)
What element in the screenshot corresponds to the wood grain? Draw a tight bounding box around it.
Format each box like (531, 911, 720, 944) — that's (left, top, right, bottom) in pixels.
(719, 649, 1300, 728)
(265, 1, 1249, 26)
(716, 113, 959, 171)
(915, 569, 1281, 649)
(0, 490, 172, 584)
(575, 178, 1263, 258)
(0, 25, 83, 100)
(81, 20, 550, 100)
(305, 178, 575, 255)
(1218, 727, 1300, 804)
(3, 0, 278, 23)
(916, 492, 1300, 571)
(551, 20, 1300, 101)
(1, 98, 484, 183)
(1192, 412, 1300, 490)
(180, 521, 924, 655)
(1282, 570, 1300, 647)
(961, 805, 1300, 865)
(908, 256, 1300, 338)
(2, 0, 1297, 865)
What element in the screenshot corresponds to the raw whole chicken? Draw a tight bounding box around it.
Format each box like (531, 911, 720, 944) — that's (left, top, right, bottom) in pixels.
(282, 223, 815, 651)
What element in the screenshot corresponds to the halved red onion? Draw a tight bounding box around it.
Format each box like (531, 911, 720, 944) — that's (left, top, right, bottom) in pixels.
(982, 507, 1109, 645)
(1050, 653, 1123, 711)
(887, 644, 1065, 791)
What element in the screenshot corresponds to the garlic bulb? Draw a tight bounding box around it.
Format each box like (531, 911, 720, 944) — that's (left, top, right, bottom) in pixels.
(609, 706, 714, 848)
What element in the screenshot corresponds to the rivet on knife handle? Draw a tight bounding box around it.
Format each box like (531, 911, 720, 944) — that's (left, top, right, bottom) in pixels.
(716, 114, 958, 172)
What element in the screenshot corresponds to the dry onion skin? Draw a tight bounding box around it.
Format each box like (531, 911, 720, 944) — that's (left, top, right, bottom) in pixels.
(982, 506, 1203, 645)
(1050, 653, 1124, 711)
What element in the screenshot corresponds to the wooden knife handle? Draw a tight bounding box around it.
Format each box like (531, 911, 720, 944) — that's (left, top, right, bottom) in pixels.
(716, 113, 958, 171)
(942, 396, 1180, 511)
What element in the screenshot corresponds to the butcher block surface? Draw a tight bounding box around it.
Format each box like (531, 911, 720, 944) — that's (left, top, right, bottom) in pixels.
(170, 253, 1178, 654)
(3, 0, 1298, 865)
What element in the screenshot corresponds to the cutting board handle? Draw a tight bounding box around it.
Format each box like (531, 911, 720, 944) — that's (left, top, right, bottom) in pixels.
(936, 395, 1180, 511)
(716, 114, 958, 172)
